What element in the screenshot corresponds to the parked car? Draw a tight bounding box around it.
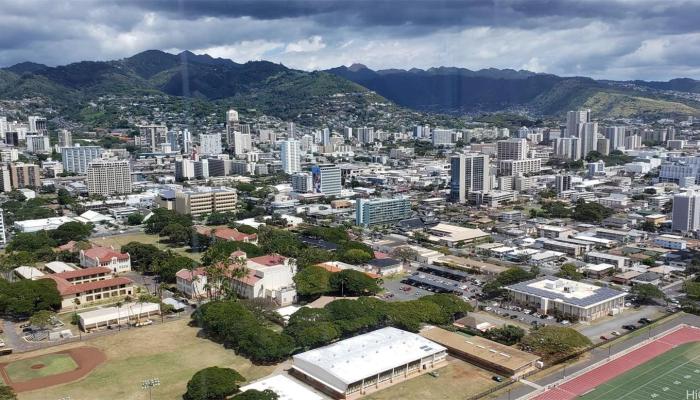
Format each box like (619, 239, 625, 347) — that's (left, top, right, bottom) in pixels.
(492, 375, 503, 382)
(611, 331, 621, 336)
(600, 336, 608, 341)
(510, 315, 519, 319)
(638, 318, 652, 324)
(622, 324, 637, 331)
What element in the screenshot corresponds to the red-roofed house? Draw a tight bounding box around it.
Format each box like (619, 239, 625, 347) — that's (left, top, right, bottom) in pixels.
(195, 226, 257, 244)
(229, 252, 298, 306)
(80, 246, 131, 273)
(40, 267, 135, 309)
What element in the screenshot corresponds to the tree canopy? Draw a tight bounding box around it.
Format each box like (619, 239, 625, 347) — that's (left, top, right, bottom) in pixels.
(556, 264, 583, 281)
(631, 283, 665, 304)
(0, 279, 62, 318)
(521, 326, 591, 362)
(184, 367, 245, 400)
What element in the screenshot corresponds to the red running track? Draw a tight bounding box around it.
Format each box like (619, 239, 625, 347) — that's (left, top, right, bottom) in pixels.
(532, 325, 700, 400)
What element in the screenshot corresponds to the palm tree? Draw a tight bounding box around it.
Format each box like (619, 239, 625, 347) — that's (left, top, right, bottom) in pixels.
(115, 300, 124, 331)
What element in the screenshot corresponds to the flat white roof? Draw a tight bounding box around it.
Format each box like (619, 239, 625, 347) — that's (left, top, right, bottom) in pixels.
(293, 327, 446, 387)
(79, 302, 160, 326)
(240, 375, 324, 400)
(45, 261, 76, 273)
(14, 266, 44, 280)
(427, 223, 489, 242)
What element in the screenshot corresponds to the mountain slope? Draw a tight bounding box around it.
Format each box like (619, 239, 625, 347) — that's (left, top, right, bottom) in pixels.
(327, 65, 700, 118)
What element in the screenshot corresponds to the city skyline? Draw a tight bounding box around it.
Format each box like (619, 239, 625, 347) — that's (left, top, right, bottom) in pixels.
(0, 0, 699, 80)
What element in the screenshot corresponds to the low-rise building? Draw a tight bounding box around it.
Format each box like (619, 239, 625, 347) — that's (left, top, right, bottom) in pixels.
(41, 267, 135, 309)
(231, 252, 298, 306)
(424, 223, 490, 247)
(654, 234, 687, 250)
(292, 327, 447, 398)
(174, 186, 237, 216)
(505, 276, 626, 322)
(79, 246, 131, 273)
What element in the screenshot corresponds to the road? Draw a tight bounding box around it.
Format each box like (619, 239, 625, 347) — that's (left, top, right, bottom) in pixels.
(493, 312, 699, 400)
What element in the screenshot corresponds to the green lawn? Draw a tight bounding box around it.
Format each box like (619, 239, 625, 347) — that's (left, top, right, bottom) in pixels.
(17, 319, 275, 400)
(5, 354, 78, 383)
(580, 342, 700, 400)
(91, 232, 202, 262)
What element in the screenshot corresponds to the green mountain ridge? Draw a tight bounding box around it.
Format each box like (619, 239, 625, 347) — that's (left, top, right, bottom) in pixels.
(1, 50, 699, 126)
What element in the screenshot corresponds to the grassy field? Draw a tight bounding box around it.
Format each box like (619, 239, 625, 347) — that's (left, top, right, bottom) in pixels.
(364, 358, 498, 400)
(16, 319, 275, 400)
(5, 354, 78, 383)
(580, 342, 700, 400)
(90, 232, 202, 262)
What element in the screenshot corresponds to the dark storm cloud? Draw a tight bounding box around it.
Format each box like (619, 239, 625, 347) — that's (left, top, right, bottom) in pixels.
(0, 0, 698, 80)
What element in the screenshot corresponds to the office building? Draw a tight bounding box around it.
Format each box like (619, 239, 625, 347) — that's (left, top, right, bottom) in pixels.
(672, 191, 700, 233)
(166, 131, 180, 152)
(175, 158, 196, 181)
(58, 129, 73, 148)
(4, 131, 19, 146)
(292, 172, 313, 193)
(138, 124, 168, 152)
(356, 197, 412, 227)
(193, 159, 209, 179)
(450, 154, 490, 203)
(497, 138, 527, 160)
(173, 187, 237, 216)
(10, 163, 41, 189)
(86, 159, 132, 196)
(312, 164, 342, 196)
(199, 133, 222, 156)
(280, 139, 301, 174)
(233, 132, 252, 156)
(61, 145, 103, 174)
(26, 135, 50, 153)
(292, 327, 447, 399)
(432, 129, 455, 146)
(553, 137, 580, 160)
(505, 276, 626, 322)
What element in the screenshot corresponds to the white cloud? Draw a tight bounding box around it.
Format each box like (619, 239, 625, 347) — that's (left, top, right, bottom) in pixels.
(194, 40, 284, 62)
(285, 36, 326, 53)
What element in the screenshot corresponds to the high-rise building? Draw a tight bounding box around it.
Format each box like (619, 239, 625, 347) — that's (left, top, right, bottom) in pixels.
(625, 135, 642, 150)
(233, 132, 252, 156)
(0, 165, 11, 192)
(432, 129, 455, 146)
(580, 122, 598, 158)
(356, 127, 375, 144)
(61, 145, 103, 174)
(25, 135, 50, 153)
(199, 133, 222, 156)
(288, 122, 296, 138)
(356, 197, 411, 227)
(343, 127, 353, 140)
(58, 129, 72, 148)
(553, 137, 580, 160)
(0, 208, 6, 247)
(312, 164, 341, 196)
(5, 131, 19, 146)
(138, 124, 168, 152)
(86, 159, 132, 196)
(10, 163, 41, 189)
(603, 126, 625, 152)
(292, 172, 313, 193)
(450, 154, 490, 203)
(565, 110, 590, 137)
(280, 139, 301, 174)
(672, 191, 700, 233)
(555, 175, 572, 193)
(28, 116, 47, 134)
(175, 158, 196, 181)
(497, 138, 528, 160)
(497, 159, 542, 177)
(321, 128, 331, 146)
(182, 129, 193, 154)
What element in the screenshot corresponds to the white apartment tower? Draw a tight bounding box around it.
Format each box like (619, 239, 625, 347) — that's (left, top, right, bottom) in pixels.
(199, 133, 223, 156)
(672, 191, 700, 234)
(450, 153, 490, 203)
(86, 159, 133, 196)
(497, 138, 527, 160)
(280, 139, 301, 174)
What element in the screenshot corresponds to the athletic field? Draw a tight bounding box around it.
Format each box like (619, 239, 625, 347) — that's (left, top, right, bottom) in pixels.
(579, 341, 700, 400)
(534, 325, 700, 400)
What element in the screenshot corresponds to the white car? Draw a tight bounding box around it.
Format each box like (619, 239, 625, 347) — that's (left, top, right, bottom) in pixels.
(611, 330, 621, 336)
(485, 307, 492, 311)
(0, 341, 5, 347)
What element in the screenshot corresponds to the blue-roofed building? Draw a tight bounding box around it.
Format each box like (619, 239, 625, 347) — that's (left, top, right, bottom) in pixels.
(504, 276, 626, 322)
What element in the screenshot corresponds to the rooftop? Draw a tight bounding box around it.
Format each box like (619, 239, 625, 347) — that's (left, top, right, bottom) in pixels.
(505, 276, 626, 307)
(293, 327, 446, 386)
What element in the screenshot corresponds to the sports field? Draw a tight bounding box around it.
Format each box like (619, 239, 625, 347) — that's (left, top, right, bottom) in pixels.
(4, 354, 77, 383)
(579, 342, 700, 400)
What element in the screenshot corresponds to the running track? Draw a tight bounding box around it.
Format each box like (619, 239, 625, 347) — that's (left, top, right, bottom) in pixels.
(532, 325, 700, 400)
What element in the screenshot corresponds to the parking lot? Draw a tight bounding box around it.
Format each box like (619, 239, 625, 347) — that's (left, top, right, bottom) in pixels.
(481, 301, 566, 329)
(381, 263, 490, 302)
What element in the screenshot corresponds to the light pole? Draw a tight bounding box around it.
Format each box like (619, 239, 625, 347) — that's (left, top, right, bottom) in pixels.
(142, 378, 160, 400)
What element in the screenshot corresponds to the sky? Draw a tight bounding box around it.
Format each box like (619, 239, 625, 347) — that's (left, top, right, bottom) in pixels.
(1, 0, 699, 80)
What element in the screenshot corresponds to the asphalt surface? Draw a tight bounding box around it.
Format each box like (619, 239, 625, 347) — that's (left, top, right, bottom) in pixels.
(492, 312, 700, 400)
